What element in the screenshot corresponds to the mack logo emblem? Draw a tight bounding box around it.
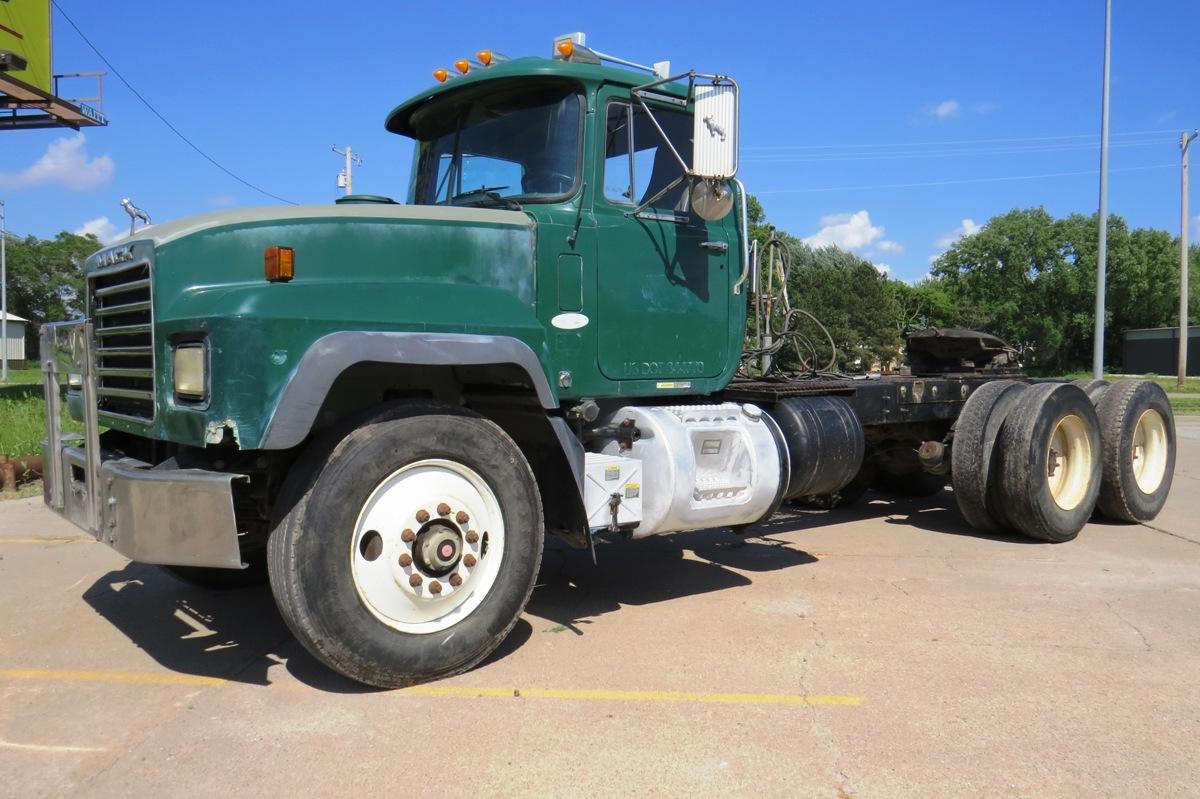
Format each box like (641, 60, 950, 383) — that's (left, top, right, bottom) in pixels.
(96, 245, 135, 269)
(623, 361, 704, 377)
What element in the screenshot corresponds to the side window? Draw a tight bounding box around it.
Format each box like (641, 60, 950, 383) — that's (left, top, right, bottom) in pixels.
(603, 101, 693, 210)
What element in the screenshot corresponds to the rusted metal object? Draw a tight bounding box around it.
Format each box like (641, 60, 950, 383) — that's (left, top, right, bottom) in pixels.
(455, 510, 469, 525)
(0, 455, 44, 493)
(415, 509, 431, 523)
(465, 530, 479, 544)
(463, 554, 477, 568)
(428, 580, 442, 595)
(917, 440, 948, 476)
(401, 528, 416, 543)
(437, 502, 451, 516)
(449, 574, 463, 587)
(399, 553, 413, 567)
(408, 573, 423, 587)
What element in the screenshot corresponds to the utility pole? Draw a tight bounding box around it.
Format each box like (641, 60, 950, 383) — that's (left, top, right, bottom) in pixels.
(332, 145, 363, 195)
(1, 199, 7, 383)
(1092, 0, 1112, 380)
(1180, 130, 1198, 387)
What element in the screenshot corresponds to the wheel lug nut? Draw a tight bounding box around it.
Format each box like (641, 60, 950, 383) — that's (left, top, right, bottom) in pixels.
(409, 573, 423, 587)
(465, 530, 479, 544)
(429, 580, 442, 594)
(456, 511, 469, 525)
(415, 509, 430, 523)
(449, 574, 463, 587)
(463, 554, 477, 567)
(401, 528, 415, 543)
(399, 553, 413, 567)
(437, 502, 451, 516)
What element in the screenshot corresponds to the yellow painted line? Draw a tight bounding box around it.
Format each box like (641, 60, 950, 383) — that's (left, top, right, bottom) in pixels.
(0, 668, 861, 706)
(0, 739, 107, 754)
(0, 668, 226, 687)
(0, 536, 89, 545)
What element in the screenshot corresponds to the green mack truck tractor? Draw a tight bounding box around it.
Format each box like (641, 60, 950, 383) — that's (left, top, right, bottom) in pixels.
(40, 34, 1177, 688)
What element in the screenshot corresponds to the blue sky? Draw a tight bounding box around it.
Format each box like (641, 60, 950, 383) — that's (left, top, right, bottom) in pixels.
(2, 0, 1197, 282)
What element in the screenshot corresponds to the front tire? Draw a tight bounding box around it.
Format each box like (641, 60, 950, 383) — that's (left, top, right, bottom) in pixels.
(268, 404, 543, 688)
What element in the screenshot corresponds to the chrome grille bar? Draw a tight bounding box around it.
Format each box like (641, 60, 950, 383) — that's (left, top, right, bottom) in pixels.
(89, 260, 155, 421)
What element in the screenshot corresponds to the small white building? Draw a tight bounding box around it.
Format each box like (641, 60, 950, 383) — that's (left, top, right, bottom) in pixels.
(1, 311, 28, 370)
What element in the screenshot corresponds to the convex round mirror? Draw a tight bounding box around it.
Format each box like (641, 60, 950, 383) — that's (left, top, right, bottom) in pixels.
(690, 178, 734, 221)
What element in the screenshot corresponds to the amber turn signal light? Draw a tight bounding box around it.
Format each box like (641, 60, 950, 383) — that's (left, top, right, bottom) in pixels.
(476, 49, 493, 66)
(264, 246, 294, 282)
(454, 59, 470, 74)
(556, 40, 574, 59)
(432, 67, 449, 83)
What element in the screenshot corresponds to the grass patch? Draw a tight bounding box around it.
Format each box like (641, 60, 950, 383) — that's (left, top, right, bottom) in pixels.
(1172, 397, 1200, 415)
(1055, 371, 1200, 395)
(0, 367, 82, 458)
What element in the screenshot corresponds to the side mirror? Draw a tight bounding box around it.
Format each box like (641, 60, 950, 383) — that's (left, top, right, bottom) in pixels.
(692, 79, 738, 179)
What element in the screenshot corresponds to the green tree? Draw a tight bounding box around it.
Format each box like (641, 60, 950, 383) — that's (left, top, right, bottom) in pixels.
(2, 231, 98, 323)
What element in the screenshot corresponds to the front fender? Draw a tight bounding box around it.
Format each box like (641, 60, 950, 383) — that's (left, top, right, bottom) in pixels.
(259, 331, 559, 450)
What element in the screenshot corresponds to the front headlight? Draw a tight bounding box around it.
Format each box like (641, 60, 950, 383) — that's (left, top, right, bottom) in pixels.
(173, 343, 207, 401)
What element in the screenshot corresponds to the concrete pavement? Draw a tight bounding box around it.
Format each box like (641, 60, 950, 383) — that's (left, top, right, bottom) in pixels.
(1, 421, 1198, 798)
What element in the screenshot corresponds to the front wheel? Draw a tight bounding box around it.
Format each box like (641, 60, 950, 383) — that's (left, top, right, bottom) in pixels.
(268, 404, 543, 688)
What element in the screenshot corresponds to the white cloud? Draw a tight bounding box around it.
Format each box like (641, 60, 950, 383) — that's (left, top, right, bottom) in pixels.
(934, 218, 981, 250)
(875, 240, 905, 255)
(874, 263, 892, 276)
(0, 134, 114, 192)
(803, 210, 887, 251)
(928, 100, 961, 120)
(971, 102, 999, 115)
(74, 216, 123, 244)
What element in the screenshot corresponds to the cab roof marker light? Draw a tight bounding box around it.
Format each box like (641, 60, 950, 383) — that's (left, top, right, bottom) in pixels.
(475, 49, 510, 67)
(552, 31, 669, 78)
(432, 67, 449, 83)
(454, 59, 470, 74)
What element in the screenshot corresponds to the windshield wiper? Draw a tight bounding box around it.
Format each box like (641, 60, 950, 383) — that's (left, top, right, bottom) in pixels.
(450, 186, 522, 210)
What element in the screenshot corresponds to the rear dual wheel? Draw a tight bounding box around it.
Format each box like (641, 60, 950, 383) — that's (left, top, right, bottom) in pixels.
(954, 382, 1102, 542)
(1094, 380, 1175, 522)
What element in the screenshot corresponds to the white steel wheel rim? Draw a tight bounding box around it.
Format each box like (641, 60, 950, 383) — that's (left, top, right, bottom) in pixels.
(1046, 414, 1092, 511)
(1131, 409, 1168, 494)
(350, 458, 505, 635)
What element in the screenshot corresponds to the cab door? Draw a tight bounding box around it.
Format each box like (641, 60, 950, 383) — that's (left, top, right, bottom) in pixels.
(592, 88, 734, 383)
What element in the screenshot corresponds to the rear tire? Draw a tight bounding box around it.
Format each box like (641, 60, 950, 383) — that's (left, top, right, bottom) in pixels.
(951, 380, 1027, 532)
(1070, 378, 1110, 402)
(995, 383, 1102, 542)
(1094, 380, 1175, 522)
(267, 403, 543, 688)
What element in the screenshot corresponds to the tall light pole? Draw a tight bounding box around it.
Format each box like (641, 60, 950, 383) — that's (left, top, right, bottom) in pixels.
(1092, 0, 1113, 380)
(1180, 130, 1198, 387)
(1, 199, 7, 383)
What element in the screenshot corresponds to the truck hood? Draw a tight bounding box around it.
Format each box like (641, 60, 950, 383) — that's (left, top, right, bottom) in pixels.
(113, 203, 532, 248)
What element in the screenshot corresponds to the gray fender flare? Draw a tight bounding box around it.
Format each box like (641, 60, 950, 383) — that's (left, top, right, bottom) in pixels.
(259, 331, 559, 450)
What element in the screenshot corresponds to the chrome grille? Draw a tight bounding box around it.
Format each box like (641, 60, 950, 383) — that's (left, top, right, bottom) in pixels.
(90, 261, 155, 420)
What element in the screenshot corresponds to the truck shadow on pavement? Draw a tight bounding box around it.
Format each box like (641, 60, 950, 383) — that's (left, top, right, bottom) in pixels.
(79, 488, 1036, 690)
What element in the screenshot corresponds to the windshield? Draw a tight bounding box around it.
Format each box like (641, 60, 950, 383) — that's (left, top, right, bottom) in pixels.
(409, 83, 583, 207)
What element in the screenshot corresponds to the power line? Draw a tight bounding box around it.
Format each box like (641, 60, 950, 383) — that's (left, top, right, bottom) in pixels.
(743, 137, 1176, 165)
(51, 2, 297, 206)
(754, 163, 1175, 194)
(743, 129, 1180, 151)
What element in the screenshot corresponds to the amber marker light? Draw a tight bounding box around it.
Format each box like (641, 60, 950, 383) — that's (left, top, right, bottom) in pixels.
(454, 59, 470, 74)
(555, 40, 574, 59)
(433, 67, 449, 83)
(476, 49, 493, 66)
(264, 246, 294, 282)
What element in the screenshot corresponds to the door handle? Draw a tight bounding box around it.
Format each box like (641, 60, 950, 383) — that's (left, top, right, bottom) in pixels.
(700, 240, 728, 254)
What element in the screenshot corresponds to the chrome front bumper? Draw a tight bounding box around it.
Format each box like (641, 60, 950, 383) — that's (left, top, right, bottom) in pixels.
(40, 321, 246, 569)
